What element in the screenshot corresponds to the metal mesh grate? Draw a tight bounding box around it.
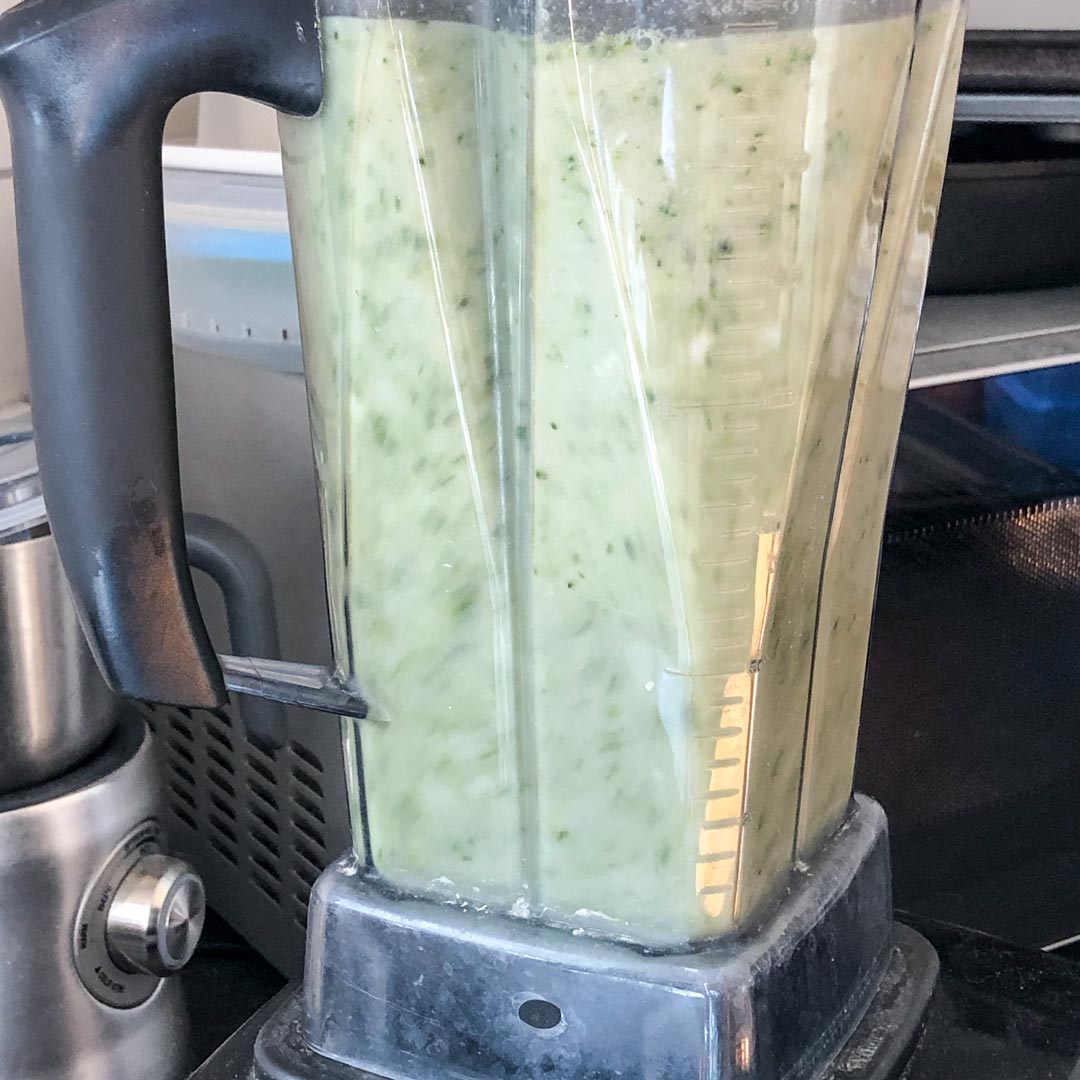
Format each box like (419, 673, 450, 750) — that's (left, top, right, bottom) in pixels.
(140, 701, 336, 962)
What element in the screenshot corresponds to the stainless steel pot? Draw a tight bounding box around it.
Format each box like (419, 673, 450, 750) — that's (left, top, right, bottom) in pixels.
(0, 405, 117, 793)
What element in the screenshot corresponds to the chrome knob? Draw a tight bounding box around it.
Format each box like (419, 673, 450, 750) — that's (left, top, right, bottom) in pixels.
(105, 854, 205, 977)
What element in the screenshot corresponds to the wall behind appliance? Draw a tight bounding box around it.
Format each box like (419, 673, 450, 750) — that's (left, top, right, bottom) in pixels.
(195, 95, 281, 152)
(968, 0, 1080, 30)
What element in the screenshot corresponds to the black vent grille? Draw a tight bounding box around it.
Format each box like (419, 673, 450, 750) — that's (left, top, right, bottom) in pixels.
(142, 702, 333, 933)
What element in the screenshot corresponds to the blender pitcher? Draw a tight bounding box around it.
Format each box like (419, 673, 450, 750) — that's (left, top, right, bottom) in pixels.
(280, 0, 966, 946)
(0, 0, 964, 1043)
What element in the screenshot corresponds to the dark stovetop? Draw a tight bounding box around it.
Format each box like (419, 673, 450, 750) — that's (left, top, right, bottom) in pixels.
(898, 915, 1080, 1080)
(179, 910, 285, 1075)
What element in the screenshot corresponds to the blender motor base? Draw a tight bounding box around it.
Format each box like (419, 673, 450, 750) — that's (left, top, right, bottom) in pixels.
(254, 795, 898, 1080)
(251, 925, 938, 1080)
(0, 715, 190, 1080)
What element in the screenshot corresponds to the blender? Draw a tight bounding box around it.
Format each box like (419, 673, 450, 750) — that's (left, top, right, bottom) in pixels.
(0, 400, 291, 1078)
(0, 405, 200, 1080)
(0, 0, 966, 1075)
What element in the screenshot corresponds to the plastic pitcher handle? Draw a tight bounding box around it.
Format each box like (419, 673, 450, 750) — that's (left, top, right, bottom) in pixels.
(184, 514, 290, 749)
(0, 0, 322, 708)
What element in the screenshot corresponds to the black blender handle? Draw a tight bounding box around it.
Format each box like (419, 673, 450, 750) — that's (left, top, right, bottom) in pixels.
(0, 0, 322, 709)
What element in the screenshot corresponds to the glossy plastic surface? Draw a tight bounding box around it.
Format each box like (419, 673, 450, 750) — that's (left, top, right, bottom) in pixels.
(797, 0, 968, 856)
(264, 797, 892, 1080)
(280, 0, 966, 944)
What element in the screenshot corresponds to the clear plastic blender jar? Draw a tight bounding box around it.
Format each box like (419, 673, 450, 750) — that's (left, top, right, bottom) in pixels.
(281, 0, 967, 944)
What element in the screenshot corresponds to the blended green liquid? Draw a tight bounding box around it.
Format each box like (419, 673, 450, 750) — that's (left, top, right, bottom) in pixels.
(281, 12, 918, 944)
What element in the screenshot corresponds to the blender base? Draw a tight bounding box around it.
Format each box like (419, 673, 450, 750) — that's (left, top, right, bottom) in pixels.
(0, 714, 190, 1080)
(253, 795, 899, 1080)
(250, 926, 937, 1080)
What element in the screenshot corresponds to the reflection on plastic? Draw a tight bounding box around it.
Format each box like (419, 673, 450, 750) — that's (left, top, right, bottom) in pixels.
(796, 0, 968, 858)
(280, 0, 964, 945)
(219, 654, 369, 720)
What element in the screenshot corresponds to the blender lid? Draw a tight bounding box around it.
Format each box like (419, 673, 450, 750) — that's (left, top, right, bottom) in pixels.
(0, 404, 47, 539)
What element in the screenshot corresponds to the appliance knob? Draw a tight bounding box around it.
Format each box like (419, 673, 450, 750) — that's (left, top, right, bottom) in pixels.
(105, 854, 206, 977)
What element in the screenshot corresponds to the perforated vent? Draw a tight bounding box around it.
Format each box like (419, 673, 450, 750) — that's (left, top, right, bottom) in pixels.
(141, 702, 333, 935)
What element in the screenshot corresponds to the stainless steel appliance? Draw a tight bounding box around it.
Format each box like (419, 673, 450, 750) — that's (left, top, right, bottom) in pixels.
(0, 406, 205, 1080)
(0, 719, 199, 1080)
(0, 408, 116, 791)
(0, 0, 967, 1076)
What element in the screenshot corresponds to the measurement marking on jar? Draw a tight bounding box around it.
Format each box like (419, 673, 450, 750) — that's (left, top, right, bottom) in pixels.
(692, 650, 751, 668)
(691, 639, 751, 656)
(729, 224, 778, 241)
(701, 500, 754, 512)
(701, 818, 742, 830)
(708, 300, 768, 318)
(708, 160, 775, 174)
(705, 473, 758, 486)
(698, 615, 753, 630)
(713, 144, 773, 162)
(703, 456, 757, 472)
(705, 472, 759, 486)
(702, 418, 759, 432)
(672, 398, 761, 411)
(722, 201, 773, 216)
(709, 527, 756, 539)
(705, 692, 745, 706)
(726, 320, 774, 333)
(717, 362, 768, 375)
(726, 21, 780, 34)
(700, 585, 752, 598)
(694, 346, 762, 362)
(707, 447, 759, 461)
(704, 324, 764, 336)
(724, 276, 774, 288)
